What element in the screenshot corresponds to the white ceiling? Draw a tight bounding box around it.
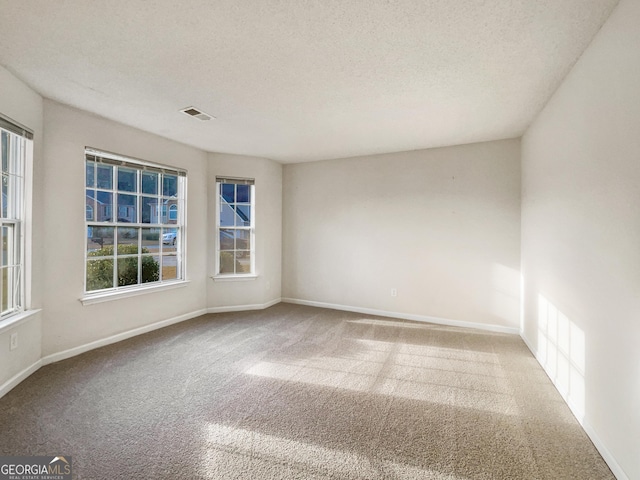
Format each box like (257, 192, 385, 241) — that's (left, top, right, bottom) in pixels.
(0, 0, 619, 163)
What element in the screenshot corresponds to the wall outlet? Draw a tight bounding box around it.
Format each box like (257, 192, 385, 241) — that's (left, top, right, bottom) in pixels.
(391, 288, 397, 297)
(10, 332, 18, 351)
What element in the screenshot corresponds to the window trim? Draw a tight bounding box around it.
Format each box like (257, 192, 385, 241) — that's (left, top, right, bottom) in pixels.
(80, 279, 190, 305)
(0, 112, 33, 140)
(83, 148, 188, 298)
(214, 178, 255, 277)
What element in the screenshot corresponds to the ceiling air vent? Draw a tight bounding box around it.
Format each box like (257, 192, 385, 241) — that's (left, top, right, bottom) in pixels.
(180, 106, 214, 121)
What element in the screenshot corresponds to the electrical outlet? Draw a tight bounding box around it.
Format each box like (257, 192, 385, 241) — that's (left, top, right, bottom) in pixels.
(10, 332, 18, 351)
(391, 288, 397, 297)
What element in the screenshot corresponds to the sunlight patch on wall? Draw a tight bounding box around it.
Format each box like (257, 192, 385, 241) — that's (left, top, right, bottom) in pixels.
(245, 338, 519, 416)
(537, 294, 586, 422)
(201, 423, 470, 479)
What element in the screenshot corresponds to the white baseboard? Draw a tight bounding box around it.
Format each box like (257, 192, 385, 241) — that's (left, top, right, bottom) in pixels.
(42, 299, 282, 366)
(520, 332, 628, 480)
(0, 359, 42, 399)
(3, 301, 280, 398)
(582, 420, 629, 480)
(41, 308, 209, 366)
(282, 298, 519, 335)
(207, 297, 281, 314)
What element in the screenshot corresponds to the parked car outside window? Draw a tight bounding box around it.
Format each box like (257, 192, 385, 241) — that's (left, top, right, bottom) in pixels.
(162, 230, 177, 245)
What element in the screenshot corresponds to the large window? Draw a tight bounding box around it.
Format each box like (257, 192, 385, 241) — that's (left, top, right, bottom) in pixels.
(0, 116, 31, 318)
(215, 177, 254, 276)
(85, 149, 186, 294)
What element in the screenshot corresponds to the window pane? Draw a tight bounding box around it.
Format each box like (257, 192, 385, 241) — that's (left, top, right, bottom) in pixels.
(163, 174, 177, 197)
(221, 183, 234, 203)
(1, 131, 8, 173)
(86, 161, 95, 187)
(117, 257, 138, 286)
(220, 229, 234, 250)
(97, 164, 113, 189)
(96, 191, 113, 222)
(1, 267, 8, 312)
(235, 229, 251, 250)
(160, 204, 167, 223)
(118, 167, 137, 192)
(2, 175, 8, 218)
(236, 184, 250, 203)
(162, 227, 178, 250)
(162, 254, 177, 280)
(117, 227, 138, 255)
(117, 194, 137, 223)
(219, 251, 235, 274)
(86, 190, 96, 221)
(142, 171, 158, 195)
(1, 226, 9, 266)
(220, 202, 235, 227)
(141, 227, 160, 253)
(1, 265, 20, 314)
(236, 251, 252, 273)
(141, 196, 158, 223)
(86, 258, 114, 291)
(87, 226, 114, 254)
(236, 205, 251, 226)
(142, 255, 160, 283)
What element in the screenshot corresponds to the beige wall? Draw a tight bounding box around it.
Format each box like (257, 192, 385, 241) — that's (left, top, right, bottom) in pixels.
(207, 153, 282, 309)
(0, 66, 44, 389)
(283, 139, 521, 330)
(41, 101, 208, 356)
(521, 0, 639, 477)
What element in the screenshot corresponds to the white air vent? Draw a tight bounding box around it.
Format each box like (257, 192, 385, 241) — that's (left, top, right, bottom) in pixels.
(180, 106, 214, 121)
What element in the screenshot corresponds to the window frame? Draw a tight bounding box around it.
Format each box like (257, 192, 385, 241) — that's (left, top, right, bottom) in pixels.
(0, 119, 31, 320)
(83, 148, 187, 297)
(214, 177, 255, 277)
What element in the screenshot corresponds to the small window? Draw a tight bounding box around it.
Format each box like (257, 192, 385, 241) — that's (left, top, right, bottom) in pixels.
(215, 177, 255, 275)
(85, 149, 186, 294)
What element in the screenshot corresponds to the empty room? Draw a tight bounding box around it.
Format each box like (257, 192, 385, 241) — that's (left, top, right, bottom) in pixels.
(0, 0, 637, 478)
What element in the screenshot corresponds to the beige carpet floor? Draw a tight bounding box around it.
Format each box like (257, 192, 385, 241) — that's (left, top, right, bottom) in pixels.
(0, 304, 614, 479)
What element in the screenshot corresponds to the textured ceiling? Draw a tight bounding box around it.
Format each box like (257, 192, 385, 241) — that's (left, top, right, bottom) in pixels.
(0, 0, 619, 163)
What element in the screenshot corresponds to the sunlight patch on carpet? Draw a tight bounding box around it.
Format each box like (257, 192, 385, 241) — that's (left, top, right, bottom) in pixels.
(201, 423, 470, 480)
(245, 337, 520, 416)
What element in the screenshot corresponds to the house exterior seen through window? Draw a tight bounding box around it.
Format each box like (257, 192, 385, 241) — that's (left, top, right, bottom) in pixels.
(85, 149, 186, 293)
(216, 177, 255, 276)
(0, 119, 31, 318)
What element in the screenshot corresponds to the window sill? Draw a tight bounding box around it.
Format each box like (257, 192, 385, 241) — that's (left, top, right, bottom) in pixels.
(80, 280, 190, 305)
(211, 274, 258, 282)
(0, 309, 42, 334)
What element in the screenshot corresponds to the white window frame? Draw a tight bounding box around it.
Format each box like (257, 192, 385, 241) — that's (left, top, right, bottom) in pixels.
(0, 116, 32, 320)
(214, 177, 255, 277)
(83, 148, 187, 298)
